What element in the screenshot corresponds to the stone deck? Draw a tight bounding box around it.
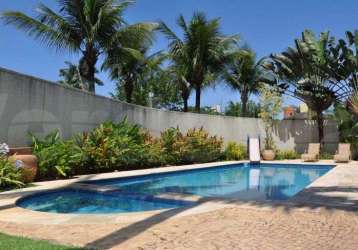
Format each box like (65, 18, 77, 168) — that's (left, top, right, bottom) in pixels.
(1, 160, 358, 249)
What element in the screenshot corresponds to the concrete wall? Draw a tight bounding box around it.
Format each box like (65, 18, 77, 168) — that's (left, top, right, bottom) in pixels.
(0, 67, 339, 153)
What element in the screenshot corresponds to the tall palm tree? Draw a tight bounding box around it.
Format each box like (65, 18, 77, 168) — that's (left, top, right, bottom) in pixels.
(2, 0, 156, 93)
(262, 30, 343, 145)
(223, 48, 263, 117)
(58, 61, 103, 90)
(159, 12, 238, 112)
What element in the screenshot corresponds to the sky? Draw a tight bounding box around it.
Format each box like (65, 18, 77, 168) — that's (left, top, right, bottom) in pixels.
(1, 0, 358, 109)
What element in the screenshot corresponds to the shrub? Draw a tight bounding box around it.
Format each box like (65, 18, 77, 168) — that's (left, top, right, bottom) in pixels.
(30, 121, 224, 181)
(275, 150, 299, 160)
(320, 152, 333, 160)
(159, 128, 182, 164)
(30, 131, 82, 179)
(77, 121, 165, 171)
(178, 128, 223, 163)
(224, 142, 247, 160)
(0, 156, 24, 190)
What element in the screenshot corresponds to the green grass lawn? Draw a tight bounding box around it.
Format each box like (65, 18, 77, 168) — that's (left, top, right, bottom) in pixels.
(0, 233, 83, 250)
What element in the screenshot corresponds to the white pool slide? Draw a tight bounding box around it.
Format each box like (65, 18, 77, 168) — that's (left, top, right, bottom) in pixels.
(249, 137, 261, 163)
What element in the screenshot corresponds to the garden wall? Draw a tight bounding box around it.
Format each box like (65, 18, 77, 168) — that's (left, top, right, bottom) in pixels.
(0, 67, 339, 153)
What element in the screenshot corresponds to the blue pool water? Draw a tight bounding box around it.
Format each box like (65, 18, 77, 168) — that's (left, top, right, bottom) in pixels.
(17, 190, 192, 214)
(18, 163, 332, 214)
(85, 163, 332, 201)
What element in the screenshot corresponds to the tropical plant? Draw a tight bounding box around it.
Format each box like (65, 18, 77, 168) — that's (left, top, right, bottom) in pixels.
(159, 12, 238, 112)
(334, 30, 358, 116)
(167, 63, 192, 112)
(2, 0, 156, 93)
(178, 128, 223, 163)
(223, 48, 263, 116)
(225, 101, 261, 118)
(104, 41, 162, 103)
(148, 69, 183, 110)
(159, 127, 182, 164)
(78, 120, 161, 171)
(348, 87, 358, 116)
(58, 61, 103, 90)
(275, 150, 299, 160)
(259, 85, 282, 150)
(223, 142, 247, 160)
(319, 152, 333, 160)
(30, 131, 82, 179)
(29, 120, 226, 181)
(0, 156, 24, 190)
(262, 30, 345, 145)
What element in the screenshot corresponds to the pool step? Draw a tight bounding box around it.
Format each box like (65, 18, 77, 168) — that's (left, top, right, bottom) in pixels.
(70, 183, 122, 193)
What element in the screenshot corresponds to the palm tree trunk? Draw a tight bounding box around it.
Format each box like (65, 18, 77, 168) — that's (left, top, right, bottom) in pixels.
(124, 80, 134, 103)
(182, 88, 190, 112)
(80, 47, 98, 93)
(183, 99, 188, 112)
(195, 84, 201, 113)
(316, 112, 324, 147)
(241, 89, 249, 117)
(87, 63, 96, 93)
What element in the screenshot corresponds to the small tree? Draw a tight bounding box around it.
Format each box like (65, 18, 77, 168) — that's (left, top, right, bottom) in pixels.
(223, 48, 262, 117)
(259, 85, 282, 150)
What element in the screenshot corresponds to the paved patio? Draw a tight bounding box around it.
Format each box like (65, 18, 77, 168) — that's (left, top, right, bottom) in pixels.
(1, 160, 358, 249)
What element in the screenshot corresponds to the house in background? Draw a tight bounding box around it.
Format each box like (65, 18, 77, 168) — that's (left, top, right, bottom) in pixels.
(283, 103, 310, 120)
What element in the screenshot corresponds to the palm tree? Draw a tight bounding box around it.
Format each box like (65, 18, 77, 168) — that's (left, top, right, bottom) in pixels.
(159, 12, 238, 112)
(262, 30, 343, 145)
(167, 61, 191, 112)
(223, 48, 263, 117)
(2, 0, 156, 93)
(58, 61, 103, 90)
(104, 45, 166, 103)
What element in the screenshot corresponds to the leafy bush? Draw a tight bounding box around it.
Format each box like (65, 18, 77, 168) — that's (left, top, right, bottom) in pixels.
(30, 121, 224, 181)
(275, 150, 299, 160)
(223, 142, 247, 160)
(0, 156, 24, 190)
(77, 121, 165, 172)
(30, 131, 82, 179)
(320, 152, 333, 160)
(159, 128, 182, 164)
(177, 128, 223, 163)
(159, 127, 223, 164)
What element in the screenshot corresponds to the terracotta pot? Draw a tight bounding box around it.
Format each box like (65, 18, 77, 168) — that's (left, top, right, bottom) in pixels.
(262, 149, 275, 161)
(9, 147, 32, 155)
(8, 148, 38, 183)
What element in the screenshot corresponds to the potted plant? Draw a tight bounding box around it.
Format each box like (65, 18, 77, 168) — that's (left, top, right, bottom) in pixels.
(3, 144, 38, 183)
(259, 85, 282, 161)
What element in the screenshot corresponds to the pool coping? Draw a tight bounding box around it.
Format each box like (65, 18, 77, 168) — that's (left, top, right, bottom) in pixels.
(0, 160, 357, 226)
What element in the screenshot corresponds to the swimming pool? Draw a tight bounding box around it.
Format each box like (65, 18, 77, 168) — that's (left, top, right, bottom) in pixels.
(18, 163, 333, 214)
